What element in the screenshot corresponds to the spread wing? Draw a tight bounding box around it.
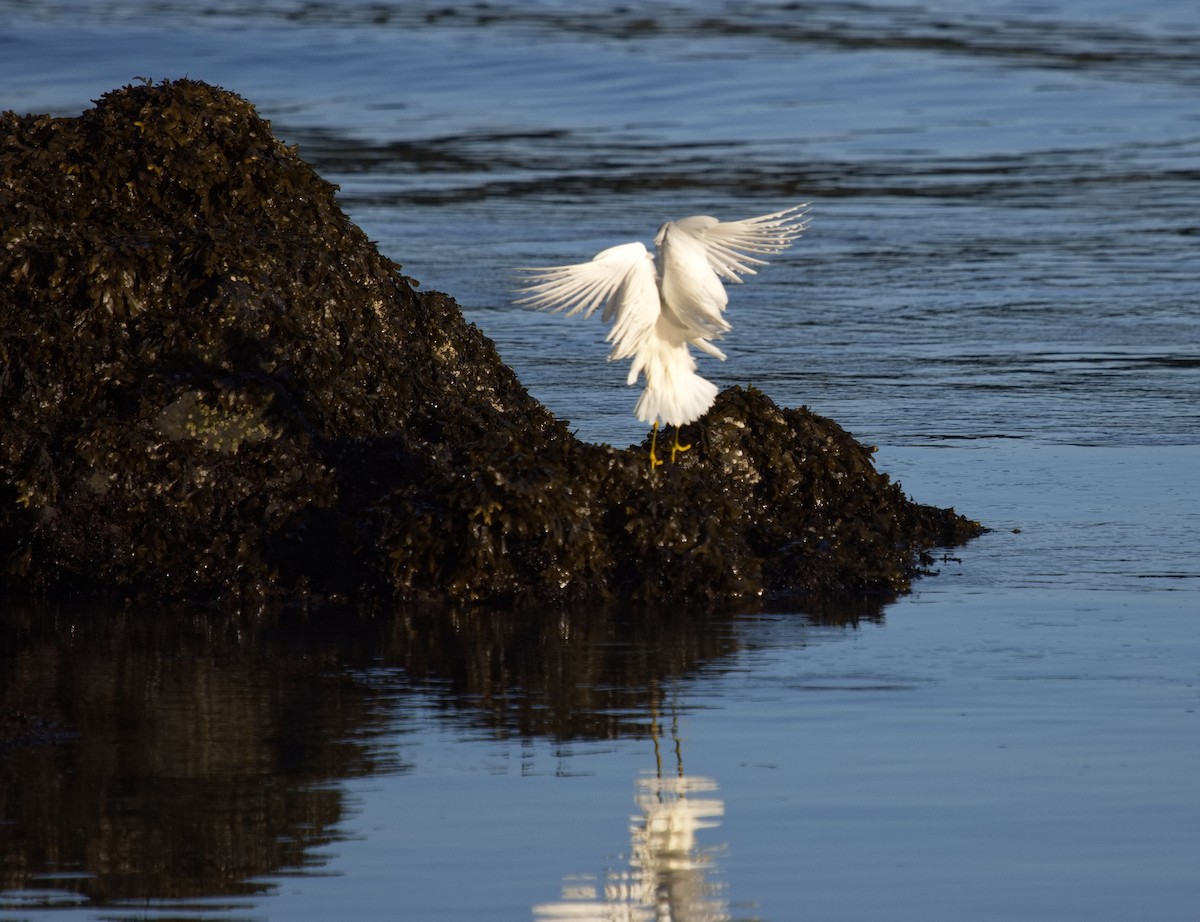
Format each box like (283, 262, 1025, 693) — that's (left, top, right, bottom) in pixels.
(655, 221, 733, 352)
(515, 241, 660, 365)
(665, 204, 809, 284)
(654, 204, 808, 358)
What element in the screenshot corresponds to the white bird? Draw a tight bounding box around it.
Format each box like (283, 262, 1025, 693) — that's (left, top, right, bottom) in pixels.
(516, 205, 808, 466)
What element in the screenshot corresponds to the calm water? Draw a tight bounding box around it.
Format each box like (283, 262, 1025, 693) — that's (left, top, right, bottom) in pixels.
(2, 1, 1199, 920)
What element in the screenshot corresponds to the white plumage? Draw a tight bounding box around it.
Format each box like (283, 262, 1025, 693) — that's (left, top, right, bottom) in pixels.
(516, 206, 808, 444)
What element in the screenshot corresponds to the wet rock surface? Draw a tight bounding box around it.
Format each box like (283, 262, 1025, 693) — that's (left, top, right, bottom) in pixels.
(0, 79, 982, 610)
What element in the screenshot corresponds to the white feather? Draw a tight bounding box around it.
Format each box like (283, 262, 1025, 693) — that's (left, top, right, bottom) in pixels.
(517, 205, 808, 428)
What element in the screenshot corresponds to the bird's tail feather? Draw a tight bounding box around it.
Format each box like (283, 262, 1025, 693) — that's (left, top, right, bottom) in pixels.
(633, 361, 719, 427)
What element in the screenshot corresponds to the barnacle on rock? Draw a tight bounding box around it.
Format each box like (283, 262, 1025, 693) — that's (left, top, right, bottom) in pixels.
(0, 79, 983, 610)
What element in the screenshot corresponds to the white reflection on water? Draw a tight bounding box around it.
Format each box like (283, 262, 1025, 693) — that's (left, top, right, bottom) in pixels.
(534, 774, 728, 922)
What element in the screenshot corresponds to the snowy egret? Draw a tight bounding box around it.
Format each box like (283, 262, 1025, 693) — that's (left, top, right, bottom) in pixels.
(516, 205, 808, 467)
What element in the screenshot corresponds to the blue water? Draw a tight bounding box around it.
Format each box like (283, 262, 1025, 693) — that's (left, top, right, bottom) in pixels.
(1, 1, 1198, 920)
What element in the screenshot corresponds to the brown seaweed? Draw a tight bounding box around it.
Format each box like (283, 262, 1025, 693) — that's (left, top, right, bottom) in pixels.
(0, 79, 982, 610)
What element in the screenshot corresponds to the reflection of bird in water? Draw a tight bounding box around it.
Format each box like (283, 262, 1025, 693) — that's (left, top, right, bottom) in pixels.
(517, 206, 808, 467)
(533, 690, 730, 922)
(532, 775, 727, 922)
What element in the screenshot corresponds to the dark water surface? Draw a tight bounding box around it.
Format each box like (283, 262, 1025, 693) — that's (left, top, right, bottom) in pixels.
(2, 1, 1198, 919)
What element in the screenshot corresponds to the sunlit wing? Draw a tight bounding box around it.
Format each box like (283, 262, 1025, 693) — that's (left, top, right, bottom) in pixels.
(656, 221, 733, 347)
(516, 241, 660, 364)
(674, 204, 809, 283)
(516, 242, 647, 318)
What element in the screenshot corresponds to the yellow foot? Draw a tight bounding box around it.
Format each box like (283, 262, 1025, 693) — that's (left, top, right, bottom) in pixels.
(648, 421, 664, 469)
(671, 427, 691, 463)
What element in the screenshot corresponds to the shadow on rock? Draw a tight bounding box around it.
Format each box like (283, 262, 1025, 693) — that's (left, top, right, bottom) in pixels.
(0, 79, 983, 609)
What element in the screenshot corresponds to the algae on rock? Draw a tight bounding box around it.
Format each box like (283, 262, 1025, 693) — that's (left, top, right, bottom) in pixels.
(0, 79, 982, 609)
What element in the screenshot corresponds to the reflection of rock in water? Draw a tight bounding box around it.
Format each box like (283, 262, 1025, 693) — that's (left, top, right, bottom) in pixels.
(534, 775, 729, 922)
(0, 603, 400, 908)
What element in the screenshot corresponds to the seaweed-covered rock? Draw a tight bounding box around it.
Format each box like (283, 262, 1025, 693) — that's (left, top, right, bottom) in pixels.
(0, 79, 982, 609)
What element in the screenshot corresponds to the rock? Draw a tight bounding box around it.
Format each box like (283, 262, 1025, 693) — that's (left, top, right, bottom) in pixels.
(0, 79, 982, 609)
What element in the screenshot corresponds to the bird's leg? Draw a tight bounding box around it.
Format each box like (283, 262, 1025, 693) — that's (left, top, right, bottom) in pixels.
(648, 421, 664, 469)
(671, 426, 692, 463)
